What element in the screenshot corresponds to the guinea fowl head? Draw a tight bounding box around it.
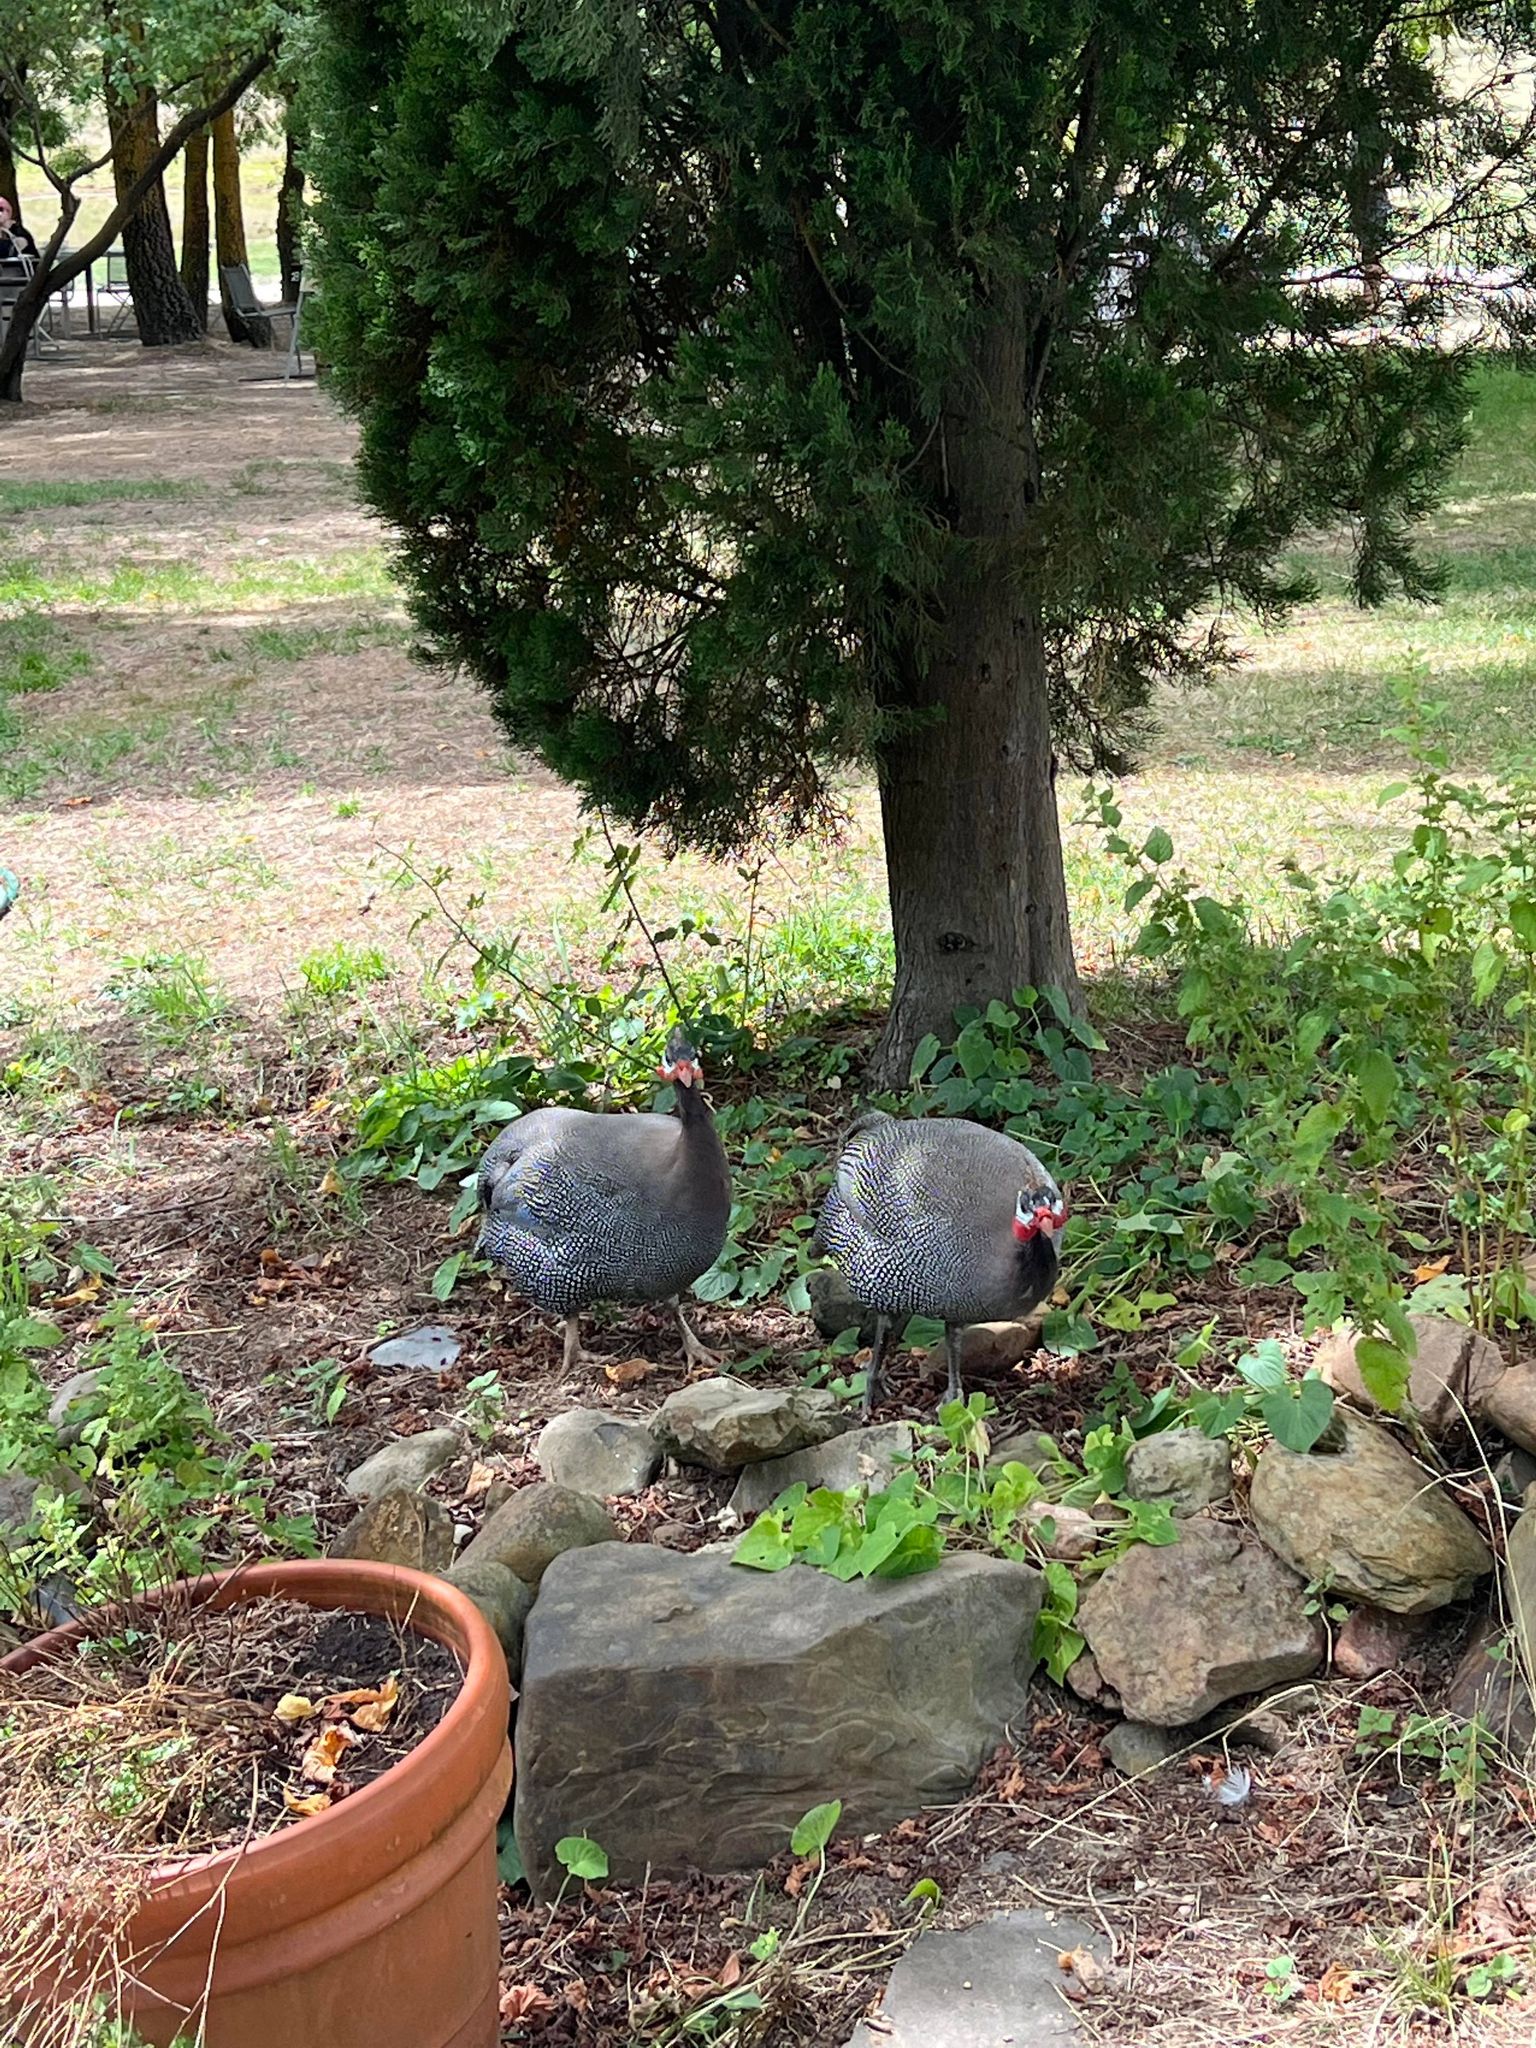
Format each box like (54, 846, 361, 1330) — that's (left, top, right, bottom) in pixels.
(658, 1024, 703, 1091)
(1012, 1179, 1068, 1244)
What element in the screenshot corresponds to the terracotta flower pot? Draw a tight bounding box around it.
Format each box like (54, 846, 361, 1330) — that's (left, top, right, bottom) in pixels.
(0, 1559, 512, 2048)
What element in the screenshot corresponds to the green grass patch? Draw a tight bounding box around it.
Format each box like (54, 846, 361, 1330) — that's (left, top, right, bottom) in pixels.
(0, 551, 394, 611)
(0, 614, 91, 695)
(0, 477, 195, 517)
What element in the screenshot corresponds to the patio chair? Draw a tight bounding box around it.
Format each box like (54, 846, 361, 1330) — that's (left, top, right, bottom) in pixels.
(99, 247, 133, 336)
(220, 263, 299, 353)
(0, 256, 45, 358)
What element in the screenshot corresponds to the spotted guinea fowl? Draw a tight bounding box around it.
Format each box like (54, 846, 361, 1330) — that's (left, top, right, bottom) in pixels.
(476, 1026, 731, 1371)
(815, 1110, 1067, 1416)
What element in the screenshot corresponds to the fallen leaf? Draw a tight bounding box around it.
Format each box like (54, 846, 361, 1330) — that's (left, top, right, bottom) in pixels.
(1413, 1256, 1451, 1282)
(464, 1460, 498, 1499)
(300, 1724, 356, 1785)
(318, 1166, 344, 1196)
(273, 1693, 317, 1724)
(1318, 1963, 1358, 2006)
(50, 1274, 103, 1308)
(348, 1680, 400, 1733)
(283, 1787, 332, 1817)
(604, 1358, 652, 1388)
(1059, 1946, 1105, 1995)
(498, 1984, 555, 2024)
(719, 1952, 742, 1988)
(324, 1676, 398, 1712)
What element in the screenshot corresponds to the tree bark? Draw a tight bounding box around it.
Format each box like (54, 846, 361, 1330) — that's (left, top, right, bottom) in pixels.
(179, 125, 210, 329)
(868, 295, 1080, 1086)
(103, 64, 203, 347)
(0, 93, 19, 215)
(213, 107, 269, 346)
(276, 117, 305, 305)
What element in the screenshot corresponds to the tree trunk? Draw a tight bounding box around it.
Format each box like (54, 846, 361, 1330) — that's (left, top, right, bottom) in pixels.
(179, 126, 210, 329)
(103, 66, 203, 347)
(868, 298, 1080, 1086)
(0, 94, 19, 215)
(213, 108, 269, 346)
(276, 118, 305, 305)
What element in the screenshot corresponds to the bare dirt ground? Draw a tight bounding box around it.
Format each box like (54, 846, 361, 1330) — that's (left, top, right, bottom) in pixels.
(4, 342, 1534, 2048)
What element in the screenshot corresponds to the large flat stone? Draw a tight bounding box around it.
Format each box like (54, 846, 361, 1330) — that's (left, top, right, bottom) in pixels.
(728, 1424, 913, 1519)
(345, 1428, 460, 1501)
(514, 1546, 1042, 1897)
(536, 1409, 661, 1497)
(653, 1377, 850, 1472)
(456, 1482, 617, 1589)
(1078, 1517, 1323, 1727)
(1249, 1412, 1492, 1614)
(328, 1488, 455, 1572)
(846, 1909, 1102, 2048)
(1318, 1315, 1503, 1438)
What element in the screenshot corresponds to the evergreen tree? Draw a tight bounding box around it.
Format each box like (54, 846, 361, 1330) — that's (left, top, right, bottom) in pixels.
(309, 0, 1536, 1075)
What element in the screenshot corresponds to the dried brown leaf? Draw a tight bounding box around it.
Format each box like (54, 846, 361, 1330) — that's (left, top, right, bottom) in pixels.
(273, 1693, 317, 1724)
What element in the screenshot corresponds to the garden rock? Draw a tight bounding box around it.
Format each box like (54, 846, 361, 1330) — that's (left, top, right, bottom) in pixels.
(1505, 1492, 1536, 1677)
(1078, 1517, 1323, 1727)
(456, 1482, 617, 1589)
(446, 1557, 534, 1672)
(990, 1429, 1062, 1476)
(1249, 1411, 1493, 1614)
(345, 1428, 460, 1501)
(1493, 1447, 1536, 1504)
(1477, 1364, 1536, 1460)
(329, 1488, 455, 1573)
(514, 1546, 1043, 1895)
(844, 1908, 1104, 2048)
(926, 1317, 1045, 1383)
(652, 1376, 849, 1472)
(806, 1269, 879, 1344)
(1022, 1500, 1098, 1561)
(1124, 1430, 1231, 1516)
(1332, 1605, 1430, 1680)
(0, 1471, 44, 1537)
(367, 1325, 462, 1373)
(728, 1424, 913, 1518)
(1105, 1721, 1178, 1776)
(535, 1410, 661, 1498)
(1065, 1652, 1120, 1711)
(0, 1464, 88, 1537)
(1443, 1610, 1536, 1754)
(1317, 1315, 1503, 1438)
(47, 1368, 105, 1445)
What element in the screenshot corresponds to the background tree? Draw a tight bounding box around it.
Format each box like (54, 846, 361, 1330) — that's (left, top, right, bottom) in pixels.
(179, 122, 210, 328)
(0, 3, 278, 398)
(275, 97, 305, 305)
(102, 17, 202, 346)
(213, 104, 268, 343)
(309, 0, 1536, 1078)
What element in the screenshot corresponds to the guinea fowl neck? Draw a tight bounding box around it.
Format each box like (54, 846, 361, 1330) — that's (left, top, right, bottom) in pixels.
(1013, 1227, 1059, 1308)
(671, 1082, 731, 1219)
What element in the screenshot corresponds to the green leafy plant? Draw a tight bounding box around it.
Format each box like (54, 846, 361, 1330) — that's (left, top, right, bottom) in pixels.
(554, 1833, 610, 1882)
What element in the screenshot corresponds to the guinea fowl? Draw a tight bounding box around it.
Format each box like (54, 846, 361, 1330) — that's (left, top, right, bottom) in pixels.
(815, 1110, 1067, 1416)
(476, 1026, 731, 1371)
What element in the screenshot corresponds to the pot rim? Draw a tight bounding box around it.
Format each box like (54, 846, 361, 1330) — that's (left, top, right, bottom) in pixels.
(0, 1556, 510, 1899)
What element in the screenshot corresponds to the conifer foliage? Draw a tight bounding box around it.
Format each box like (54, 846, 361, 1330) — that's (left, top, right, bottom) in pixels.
(309, 0, 1536, 1071)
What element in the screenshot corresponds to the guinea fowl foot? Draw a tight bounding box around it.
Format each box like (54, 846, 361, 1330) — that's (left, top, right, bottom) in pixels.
(673, 1300, 718, 1370)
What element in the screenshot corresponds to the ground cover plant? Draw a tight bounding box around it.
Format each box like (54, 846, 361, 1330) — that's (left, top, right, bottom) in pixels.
(5, 344, 1536, 2044)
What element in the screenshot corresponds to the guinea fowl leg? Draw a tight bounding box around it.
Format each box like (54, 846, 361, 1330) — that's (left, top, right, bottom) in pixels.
(861, 1315, 890, 1420)
(672, 1297, 717, 1369)
(942, 1325, 964, 1408)
(562, 1314, 585, 1373)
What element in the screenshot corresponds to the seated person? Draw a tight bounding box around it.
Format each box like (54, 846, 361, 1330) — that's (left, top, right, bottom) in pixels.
(0, 197, 40, 262)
